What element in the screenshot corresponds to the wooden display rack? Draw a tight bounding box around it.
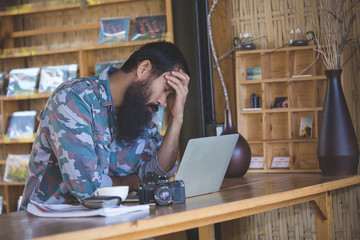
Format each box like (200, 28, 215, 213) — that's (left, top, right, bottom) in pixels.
(0, 0, 173, 213)
(235, 46, 327, 173)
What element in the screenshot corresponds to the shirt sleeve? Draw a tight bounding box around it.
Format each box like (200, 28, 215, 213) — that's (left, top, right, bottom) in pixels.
(137, 125, 178, 183)
(45, 88, 105, 200)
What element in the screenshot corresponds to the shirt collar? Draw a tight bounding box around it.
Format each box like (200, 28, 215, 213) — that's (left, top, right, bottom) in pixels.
(98, 67, 115, 111)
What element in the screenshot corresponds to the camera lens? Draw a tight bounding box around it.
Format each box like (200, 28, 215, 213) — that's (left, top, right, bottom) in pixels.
(154, 185, 173, 205)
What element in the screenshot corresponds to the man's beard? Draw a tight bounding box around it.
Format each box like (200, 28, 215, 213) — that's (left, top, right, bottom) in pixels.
(115, 80, 159, 143)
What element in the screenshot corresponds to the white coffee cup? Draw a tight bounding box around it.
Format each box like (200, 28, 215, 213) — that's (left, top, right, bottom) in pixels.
(94, 186, 129, 201)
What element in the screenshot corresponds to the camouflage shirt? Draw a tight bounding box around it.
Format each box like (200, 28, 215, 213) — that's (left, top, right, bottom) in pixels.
(21, 68, 177, 209)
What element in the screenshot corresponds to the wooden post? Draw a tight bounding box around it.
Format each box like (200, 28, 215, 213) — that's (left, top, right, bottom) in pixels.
(311, 191, 334, 240)
(198, 224, 216, 240)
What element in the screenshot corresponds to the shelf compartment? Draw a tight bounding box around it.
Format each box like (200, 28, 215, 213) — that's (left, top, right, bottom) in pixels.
(237, 83, 262, 110)
(264, 112, 289, 140)
(248, 143, 263, 156)
(288, 49, 316, 76)
(264, 82, 289, 109)
(290, 80, 315, 108)
(264, 142, 290, 169)
(262, 51, 287, 79)
(238, 113, 263, 140)
(236, 53, 262, 82)
(291, 142, 319, 169)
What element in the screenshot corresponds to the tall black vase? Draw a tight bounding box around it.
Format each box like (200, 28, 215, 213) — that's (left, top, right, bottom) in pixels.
(221, 109, 252, 177)
(318, 69, 359, 176)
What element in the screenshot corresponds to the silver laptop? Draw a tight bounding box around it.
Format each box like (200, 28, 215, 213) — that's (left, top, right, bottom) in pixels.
(175, 134, 239, 198)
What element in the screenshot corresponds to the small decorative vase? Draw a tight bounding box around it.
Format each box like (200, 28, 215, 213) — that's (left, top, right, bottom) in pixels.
(318, 69, 359, 176)
(221, 108, 252, 177)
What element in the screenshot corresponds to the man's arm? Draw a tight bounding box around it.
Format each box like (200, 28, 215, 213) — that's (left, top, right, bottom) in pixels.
(110, 174, 141, 192)
(157, 70, 190, 172)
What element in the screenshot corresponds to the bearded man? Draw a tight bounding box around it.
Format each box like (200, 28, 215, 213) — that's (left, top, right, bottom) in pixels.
(20, 41, 190, 209)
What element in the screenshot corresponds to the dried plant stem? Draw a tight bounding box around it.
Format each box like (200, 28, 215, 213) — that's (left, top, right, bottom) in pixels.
(208, 0, 230, 110)
(313, 0, 357, 70)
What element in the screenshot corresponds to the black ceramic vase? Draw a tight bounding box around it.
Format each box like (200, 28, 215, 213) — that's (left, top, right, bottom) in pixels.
(318, 69, 359, 176)
(221, 109, 252, 177)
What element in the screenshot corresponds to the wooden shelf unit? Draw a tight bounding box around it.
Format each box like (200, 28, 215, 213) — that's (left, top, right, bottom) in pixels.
(235, 46, 327, 173)
(0, 0, 173, 213)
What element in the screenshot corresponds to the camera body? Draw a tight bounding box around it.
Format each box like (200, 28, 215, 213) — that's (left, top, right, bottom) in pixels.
(138, 178, 185, 205)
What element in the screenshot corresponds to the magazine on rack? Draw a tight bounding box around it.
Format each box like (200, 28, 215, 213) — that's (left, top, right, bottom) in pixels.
(131, 15, 167, 41)
(5, 110, 37, 139)
(6, 67, 40, 96)
(95, 60, 125, 75)
(38, 64, 78, 93)
(3, 154, 30, 182)
(98, 17, 130, 44)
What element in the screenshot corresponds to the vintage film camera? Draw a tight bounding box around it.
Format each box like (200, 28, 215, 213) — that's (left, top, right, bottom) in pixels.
(138, 177, 185, 205)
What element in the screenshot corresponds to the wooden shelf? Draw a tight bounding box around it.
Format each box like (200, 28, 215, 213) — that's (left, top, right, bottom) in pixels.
(0, 181, 25, 186)
(0, 38, 171, 59)
(0, 0, 142, 16)
(235, 46, 327, 173)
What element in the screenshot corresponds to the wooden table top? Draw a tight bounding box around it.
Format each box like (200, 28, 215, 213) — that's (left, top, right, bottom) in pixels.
(1, 173, 359, 240)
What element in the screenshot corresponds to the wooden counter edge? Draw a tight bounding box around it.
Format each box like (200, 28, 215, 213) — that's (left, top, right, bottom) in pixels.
(32, 175, 360, 240)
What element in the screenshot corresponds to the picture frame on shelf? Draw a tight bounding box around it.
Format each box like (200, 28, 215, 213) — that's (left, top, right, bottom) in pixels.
(246, 67, 261, 80)
(273, 97, 288, 108)
(299, 117, 313, 138)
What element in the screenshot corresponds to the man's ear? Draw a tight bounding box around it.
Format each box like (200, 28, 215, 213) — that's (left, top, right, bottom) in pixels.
(136, 60, 152, 81)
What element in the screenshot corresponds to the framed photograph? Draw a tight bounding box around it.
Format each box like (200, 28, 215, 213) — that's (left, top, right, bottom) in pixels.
(273, 97, 288, 108)
(271, 156, 290, 169)
(246, 67, 262, 80)
(299, 117, 313, 138)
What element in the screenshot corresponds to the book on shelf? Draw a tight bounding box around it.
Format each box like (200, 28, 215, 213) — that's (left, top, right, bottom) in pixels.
(38, 64, 78, 93)
(3, 154, 31, 183)
(299, 117, 313, 138)
(131, 15, 167, 41)
(98, 17, 130, 44)
(95, 60, 125, 75)
(6, 67, 40, 97)
(5, 110, 37, 139)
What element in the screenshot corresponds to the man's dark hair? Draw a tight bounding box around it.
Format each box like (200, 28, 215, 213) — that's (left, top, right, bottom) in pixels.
(121, 40, 190, 77)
